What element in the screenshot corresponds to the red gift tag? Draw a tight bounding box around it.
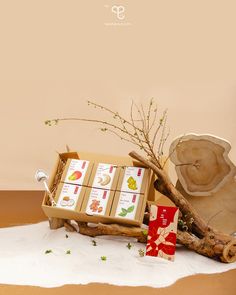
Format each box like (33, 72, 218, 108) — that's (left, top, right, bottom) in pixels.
(146, 205, 179, 261)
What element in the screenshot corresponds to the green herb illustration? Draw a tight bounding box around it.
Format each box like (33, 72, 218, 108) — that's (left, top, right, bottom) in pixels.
(127, 176, 138, 190)
(118, 205, 135, 217)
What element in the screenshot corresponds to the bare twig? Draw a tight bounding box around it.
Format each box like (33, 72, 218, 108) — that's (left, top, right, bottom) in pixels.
(152, 109, 168, 150)
(163, 136, 184, 168)
(45, 99, 168, 169)
(148, 102, 158, 134)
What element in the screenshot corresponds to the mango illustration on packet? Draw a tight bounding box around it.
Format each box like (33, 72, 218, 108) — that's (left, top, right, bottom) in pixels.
(68, 170, 82, 181)
(61, 159, 91, 186)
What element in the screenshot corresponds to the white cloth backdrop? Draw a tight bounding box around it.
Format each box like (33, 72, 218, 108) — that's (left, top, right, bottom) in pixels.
(0, 222, 235, 288)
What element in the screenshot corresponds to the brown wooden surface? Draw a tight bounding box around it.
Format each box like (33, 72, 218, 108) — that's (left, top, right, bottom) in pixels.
(0, 191, 47, 227)
(0, 191, 236, 294)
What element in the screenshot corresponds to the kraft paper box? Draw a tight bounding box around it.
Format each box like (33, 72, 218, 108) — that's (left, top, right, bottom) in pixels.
(88, 162, 120, 191)
(81, 187, 115, 217)
(54, 183, 86, 213)
(60, 158, 93, 186)
(110, 191, 145, 223)
(116, 166, 150, 194)
(42, 151, 156, 226)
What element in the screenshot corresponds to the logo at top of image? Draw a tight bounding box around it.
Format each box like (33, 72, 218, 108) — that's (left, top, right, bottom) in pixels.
(111, 5, 125, 20)
(104, 3, 130, 26)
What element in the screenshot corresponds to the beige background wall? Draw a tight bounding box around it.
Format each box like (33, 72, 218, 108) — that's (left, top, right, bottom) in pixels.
(0, 0, 235, 189)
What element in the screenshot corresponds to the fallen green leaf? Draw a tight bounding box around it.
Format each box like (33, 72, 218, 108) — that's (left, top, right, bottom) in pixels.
(127, 242, 132, 250)
(92, 240, 97, 246)
(45, 249, 53, 254)
(138, 249, 145, 257)
(142, 229, 148, 236)
(101, 256, 107, 261)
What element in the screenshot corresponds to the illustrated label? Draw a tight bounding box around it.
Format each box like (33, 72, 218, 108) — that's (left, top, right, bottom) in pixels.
(64, 159, 90, 185)
(56, 183, 82, 211)
(92, 163, 117, 190)
(115, 192, 139, 220)
(120, 166, 145, 193)
(146, 205, 179, 261)
(86, 188, 110, 216)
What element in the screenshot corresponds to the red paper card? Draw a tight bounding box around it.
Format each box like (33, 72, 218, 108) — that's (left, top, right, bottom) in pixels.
(146, 205, 179, 261)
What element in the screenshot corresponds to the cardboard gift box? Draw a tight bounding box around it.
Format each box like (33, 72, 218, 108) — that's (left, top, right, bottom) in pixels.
(41, 151, 155, 226)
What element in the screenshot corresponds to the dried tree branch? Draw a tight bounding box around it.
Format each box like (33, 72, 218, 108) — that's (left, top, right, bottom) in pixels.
(77, 222, 147, 243)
